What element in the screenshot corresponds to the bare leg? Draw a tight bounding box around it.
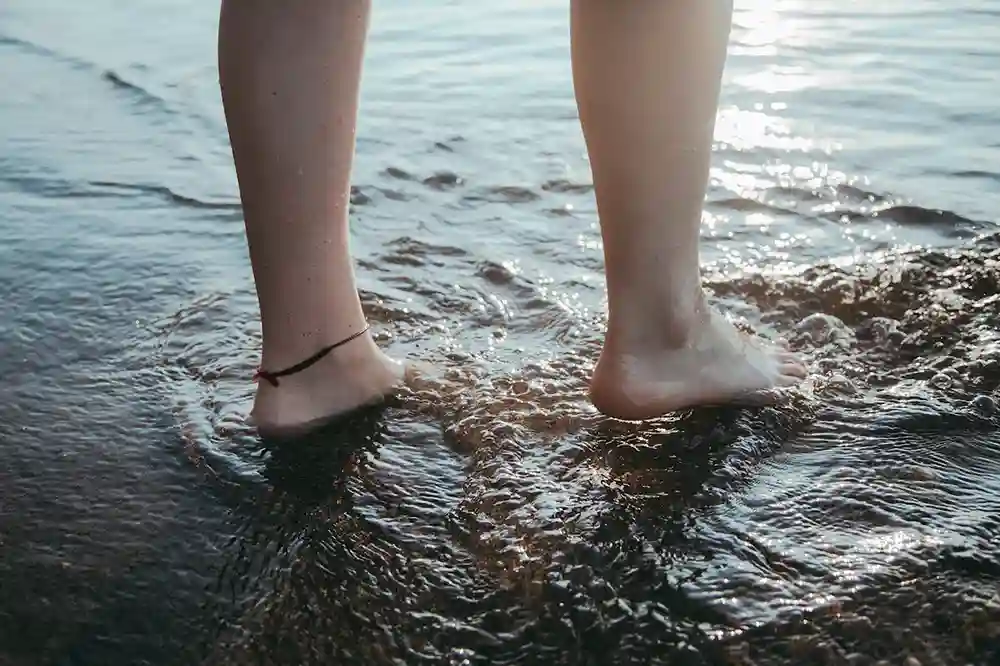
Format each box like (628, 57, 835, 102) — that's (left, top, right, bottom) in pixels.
(219, 0, 402, 433)
(571, 0, 806, 420)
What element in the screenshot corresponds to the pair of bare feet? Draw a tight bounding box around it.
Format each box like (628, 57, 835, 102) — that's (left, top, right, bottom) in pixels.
(250, 297, 808, 435)
(221, 0, 810, 436)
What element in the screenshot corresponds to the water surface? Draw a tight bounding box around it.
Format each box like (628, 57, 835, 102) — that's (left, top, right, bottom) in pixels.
(1, 1, 999, 664)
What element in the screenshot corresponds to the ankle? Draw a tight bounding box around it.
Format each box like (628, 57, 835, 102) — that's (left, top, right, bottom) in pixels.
(257, 333, 384, 389)
(251, 336, 403, 433)
(257, 319, 374, 380)
(605, 290, 711, 353)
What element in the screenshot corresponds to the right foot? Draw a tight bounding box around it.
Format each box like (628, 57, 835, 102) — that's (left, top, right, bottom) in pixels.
(590, 307, 808, 420)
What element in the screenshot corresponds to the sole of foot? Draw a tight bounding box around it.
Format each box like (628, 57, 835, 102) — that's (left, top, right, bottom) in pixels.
(589, 308, 808, 421)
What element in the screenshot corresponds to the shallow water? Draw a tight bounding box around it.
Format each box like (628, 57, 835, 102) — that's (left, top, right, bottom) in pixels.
(2, 0, 999, 664)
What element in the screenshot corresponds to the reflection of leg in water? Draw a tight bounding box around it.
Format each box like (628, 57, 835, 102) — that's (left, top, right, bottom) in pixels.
(206, 400, 396, 663)
(258, 398, 394, 504)
(219, 0, 404, 435)
(570, 0, 807, 420)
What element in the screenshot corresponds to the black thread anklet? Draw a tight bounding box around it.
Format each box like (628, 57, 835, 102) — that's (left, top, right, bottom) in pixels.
(253, 324, 371, 388)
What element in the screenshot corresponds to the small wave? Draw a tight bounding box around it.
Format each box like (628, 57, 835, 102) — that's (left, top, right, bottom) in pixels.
(1, 174, 241, 213)
(3, 174, 121, 200)
(710, 196, 799, 217)
(1, 34, 174, 118)
(422, 170, 465, 190)
(542, 179, 593, 195)
(0, 32, 81, 66)
(382, 166, 416, 181)
(953, 169, 1000, 184)
(89, 180, 241, 211)
(823, 204, 986, 235)
(100, 69, 176, 117)
(463, 185, 541, 204)
(833, 183, 891, 203)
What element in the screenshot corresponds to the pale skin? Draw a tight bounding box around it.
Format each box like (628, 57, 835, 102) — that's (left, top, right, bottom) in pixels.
(218, 0, 807, 434)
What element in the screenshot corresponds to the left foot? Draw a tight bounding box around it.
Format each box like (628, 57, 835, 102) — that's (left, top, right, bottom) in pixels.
(250, 335, 406, 436)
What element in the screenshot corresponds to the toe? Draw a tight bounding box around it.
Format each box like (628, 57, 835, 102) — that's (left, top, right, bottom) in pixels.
(778, 361, 809, 379)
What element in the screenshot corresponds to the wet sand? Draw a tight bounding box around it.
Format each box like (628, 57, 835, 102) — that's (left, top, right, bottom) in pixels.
(1, 1, 999, 664)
